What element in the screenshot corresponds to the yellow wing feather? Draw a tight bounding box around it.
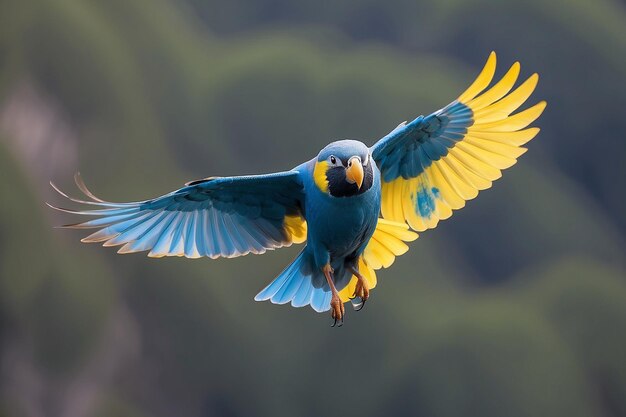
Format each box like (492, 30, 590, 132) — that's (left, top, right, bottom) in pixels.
(339, 219, 417, 302)
(380, 52, 545, 233)
(457, 51, 497, 103)
(284, 215, 307, 244)
(466, 61, 520, 111)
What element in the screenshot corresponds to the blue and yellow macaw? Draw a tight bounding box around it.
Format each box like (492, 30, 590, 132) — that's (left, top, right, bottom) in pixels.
(50, 52, 545, 325)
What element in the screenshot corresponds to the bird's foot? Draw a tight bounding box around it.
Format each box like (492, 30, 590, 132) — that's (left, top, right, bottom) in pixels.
(330, 292, 345, 327)
(349, 266, 370, 311)
(351, 278, 369, 311)
(323, 263, 345, 327)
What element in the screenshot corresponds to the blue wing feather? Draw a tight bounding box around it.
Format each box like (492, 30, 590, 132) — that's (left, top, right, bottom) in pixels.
(50, 171, 306, 259)
(373, 100, 473, 182)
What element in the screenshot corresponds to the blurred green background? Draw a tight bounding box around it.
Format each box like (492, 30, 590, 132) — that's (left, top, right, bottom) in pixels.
(1, 0, 625, 416)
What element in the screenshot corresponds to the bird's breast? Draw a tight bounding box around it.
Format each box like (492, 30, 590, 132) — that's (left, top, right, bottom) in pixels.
(303, 163, 381, 260)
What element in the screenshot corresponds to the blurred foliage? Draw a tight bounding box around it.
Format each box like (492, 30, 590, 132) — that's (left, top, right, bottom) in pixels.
(0, 145, 114, 374)
(0, 0, 624, 416)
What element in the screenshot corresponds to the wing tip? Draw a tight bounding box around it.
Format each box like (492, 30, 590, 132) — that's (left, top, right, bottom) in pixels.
(45, 201, 79, 215)
(527, 100, 547, 120)
(457, 51, 498, 103)
(74, 171, 107, 203)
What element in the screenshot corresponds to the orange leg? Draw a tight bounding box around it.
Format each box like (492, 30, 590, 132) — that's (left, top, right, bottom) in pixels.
(323, 264, 345, 327)
(349, 266, 369, 311)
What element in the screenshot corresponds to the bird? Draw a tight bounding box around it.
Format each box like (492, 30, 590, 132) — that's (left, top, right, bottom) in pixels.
(48, 52, 545, 326)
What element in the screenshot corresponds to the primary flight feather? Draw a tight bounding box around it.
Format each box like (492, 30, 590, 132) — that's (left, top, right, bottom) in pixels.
(49, 52, 545, 326)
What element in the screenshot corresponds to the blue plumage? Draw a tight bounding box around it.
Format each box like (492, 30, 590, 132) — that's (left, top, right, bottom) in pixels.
(373, 101, 473, 182)
(255, 140, 381, 312)
(416, 186, 438, 219)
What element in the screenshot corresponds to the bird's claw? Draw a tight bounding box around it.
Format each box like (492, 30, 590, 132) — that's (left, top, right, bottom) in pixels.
(331, 317, 344, 327)
(352, 298, 366, 311)
(351, 278, 369, 311)
(330, 293, 345, 327)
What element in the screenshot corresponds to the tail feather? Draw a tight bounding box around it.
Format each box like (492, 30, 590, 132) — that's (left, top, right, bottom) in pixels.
(254, 249, 351, 312)
(310, 289, 332, 313)
(270, 259, 306, 305)
(290, 277, 314, 308)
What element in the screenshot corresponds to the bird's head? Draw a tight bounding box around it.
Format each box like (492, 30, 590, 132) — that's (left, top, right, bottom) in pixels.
(313, 140, 374, 197)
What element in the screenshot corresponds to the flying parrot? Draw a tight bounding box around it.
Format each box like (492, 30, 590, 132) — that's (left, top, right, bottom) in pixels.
(49, 52, 545, 326)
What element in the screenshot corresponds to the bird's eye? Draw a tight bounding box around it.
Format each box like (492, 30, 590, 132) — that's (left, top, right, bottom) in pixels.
(330, 155, 337, 165)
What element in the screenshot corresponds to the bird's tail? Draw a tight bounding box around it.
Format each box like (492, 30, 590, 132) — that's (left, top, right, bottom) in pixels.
(254, 249, 352, 312)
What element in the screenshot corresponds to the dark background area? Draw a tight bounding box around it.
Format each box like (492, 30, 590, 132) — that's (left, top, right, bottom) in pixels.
(0, 0, 625, 416)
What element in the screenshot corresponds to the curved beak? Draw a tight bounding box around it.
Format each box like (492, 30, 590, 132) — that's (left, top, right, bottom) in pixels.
(345, 156, 364, 190)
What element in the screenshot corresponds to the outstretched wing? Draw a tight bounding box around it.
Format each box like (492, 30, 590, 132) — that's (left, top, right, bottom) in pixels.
(371, 52, 546, 232)
(48, 172, 307, 258)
